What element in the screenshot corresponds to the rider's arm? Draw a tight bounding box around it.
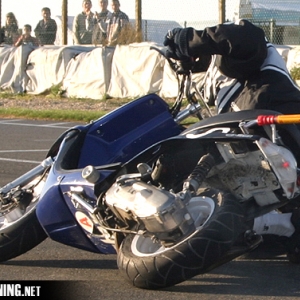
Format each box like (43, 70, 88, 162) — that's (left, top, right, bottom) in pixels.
(166, 19, 268, 79)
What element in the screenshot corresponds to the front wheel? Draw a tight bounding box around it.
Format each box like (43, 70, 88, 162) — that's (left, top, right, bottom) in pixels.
(0, 176, 48, 262)
(117, 190, 255, 289)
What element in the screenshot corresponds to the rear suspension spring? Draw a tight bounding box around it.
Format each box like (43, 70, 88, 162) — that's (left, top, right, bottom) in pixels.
(183, 153, 215, 193)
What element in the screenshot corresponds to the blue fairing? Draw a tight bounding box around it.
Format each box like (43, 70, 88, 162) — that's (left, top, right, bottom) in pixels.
(77, 93, 182, 167)
(37, 184, 106, 253)
(36, 94, 182, 253)
(36, 168, 117, 254)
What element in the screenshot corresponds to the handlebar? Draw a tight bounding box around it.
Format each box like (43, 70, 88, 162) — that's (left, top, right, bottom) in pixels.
(150, 45, 213, 121)
(150, 46, 195, 75)
(257, 114, 300, 125)
(243, 114, 300, 130)
(149, 46, 179, 73)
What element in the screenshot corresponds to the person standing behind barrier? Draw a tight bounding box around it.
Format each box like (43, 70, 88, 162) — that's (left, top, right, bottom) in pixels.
(106, 0, 129, 46)
(0, 12, 20, 45)
(14, 24, 39, 47)
(34, 7, 57, 45)
(92, 0, 112, 45)
(73, 0, 95, 44)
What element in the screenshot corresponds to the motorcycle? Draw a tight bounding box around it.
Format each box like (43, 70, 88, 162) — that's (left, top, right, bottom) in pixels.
(1, 47, 300, 290)
(0, 48, 210, 269)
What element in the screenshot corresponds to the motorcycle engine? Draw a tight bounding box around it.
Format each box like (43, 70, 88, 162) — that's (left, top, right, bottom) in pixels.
(105, 178, 195, 239)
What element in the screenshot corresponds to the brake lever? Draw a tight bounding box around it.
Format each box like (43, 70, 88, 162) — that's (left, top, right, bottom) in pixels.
(149, 46, 179, 73)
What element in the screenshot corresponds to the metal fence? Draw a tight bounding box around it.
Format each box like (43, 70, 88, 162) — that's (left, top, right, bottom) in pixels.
(0, 0, 300, 46)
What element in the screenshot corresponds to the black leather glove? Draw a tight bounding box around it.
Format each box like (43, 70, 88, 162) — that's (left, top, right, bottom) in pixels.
(163, 28, 190, 61)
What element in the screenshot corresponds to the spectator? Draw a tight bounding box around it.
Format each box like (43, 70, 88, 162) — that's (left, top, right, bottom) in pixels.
(0, 12, 20, 45)
(73, 0, 95, 45)
(92, 0, 112, 45)
(107, 0, 129, 46)
(15, 24, 39, 47)
(34, 7, 57, 45)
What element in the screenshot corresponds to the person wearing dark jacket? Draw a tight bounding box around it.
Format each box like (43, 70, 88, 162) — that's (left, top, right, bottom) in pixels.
(0, 12, 19, 45)
(165, 19, 300, 170)
(34, 7, 57, 45)
(164, 19, 300, 261)
(164, 19, 300, 115)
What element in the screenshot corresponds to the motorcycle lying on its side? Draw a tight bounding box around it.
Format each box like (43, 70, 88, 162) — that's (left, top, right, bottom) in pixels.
(2, 48, 300, 290)
(0, 49, 211, 264)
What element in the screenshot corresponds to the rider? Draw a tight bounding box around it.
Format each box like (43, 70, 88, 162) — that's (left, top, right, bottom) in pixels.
(163, 19, 300, 260)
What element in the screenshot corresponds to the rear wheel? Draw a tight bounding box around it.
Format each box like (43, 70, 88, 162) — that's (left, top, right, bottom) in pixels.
(117, 190, 255, 289)
(0, 176, 48, 262)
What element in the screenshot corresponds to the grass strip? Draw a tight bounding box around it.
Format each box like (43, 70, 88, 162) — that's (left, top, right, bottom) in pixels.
(0, 107, 105, 123)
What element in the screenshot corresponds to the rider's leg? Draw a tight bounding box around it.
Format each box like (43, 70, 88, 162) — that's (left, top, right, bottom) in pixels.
(253, 210, 295, 237)
(252, 208, 300, 263)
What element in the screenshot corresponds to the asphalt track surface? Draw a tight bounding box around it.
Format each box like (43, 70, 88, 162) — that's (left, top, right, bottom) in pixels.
(0, 118, 299, 299)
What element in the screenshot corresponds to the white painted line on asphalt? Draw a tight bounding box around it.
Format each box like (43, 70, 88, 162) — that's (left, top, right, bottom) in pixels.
(0, 121, 72, 129)
(0, 157, 40, 164)
(44, 122, 74, 126)
(0, 119, 21, 123)
(33, 139, 56, 142)
(0, 150, 48, 153)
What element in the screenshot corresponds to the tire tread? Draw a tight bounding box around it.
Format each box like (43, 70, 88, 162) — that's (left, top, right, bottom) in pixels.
(0, 210, 47, 262)
(117, 195, 247, 289)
